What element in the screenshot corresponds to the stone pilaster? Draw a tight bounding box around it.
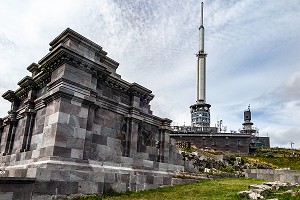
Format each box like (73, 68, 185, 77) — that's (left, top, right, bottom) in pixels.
(83, 103, 99, 160)
(128, 118, 140, 157)
(2, 90, 19, 155)
(121, 116, 130, 157)
(159, 118, 172, 163)
(20, 111, 36, 152)
(0, 119, 3, 143)
(18, 78, 37, 152)
(128, 92, 143, 157)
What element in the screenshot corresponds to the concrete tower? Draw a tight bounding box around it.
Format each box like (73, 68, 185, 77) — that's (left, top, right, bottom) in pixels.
(190, 2, 211, 128)
(241, 105, 256, 134)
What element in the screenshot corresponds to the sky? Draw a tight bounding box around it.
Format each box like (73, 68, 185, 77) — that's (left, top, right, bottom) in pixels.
(0, 0, 300, 148)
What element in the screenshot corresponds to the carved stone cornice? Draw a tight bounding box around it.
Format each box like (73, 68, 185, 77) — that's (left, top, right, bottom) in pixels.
(18, 76, 36, 90)
(103, 76, 130, 93)
(125, 114, 143, 123)
(16, 76, 37, 100)
(34, 98, 45, 110)
(27, 63, 40, 77)
(49, 28, 106, 54)
(14, 88, 27, 100)
(128, 83, 154, 104)
(48, 28, 120, 71)
(42, 89, 72, 104)
(38, 44, 112, 86)
(2, 90, 19, 103)
(47, 77, 94, 94)
(42, 87, 96, 108)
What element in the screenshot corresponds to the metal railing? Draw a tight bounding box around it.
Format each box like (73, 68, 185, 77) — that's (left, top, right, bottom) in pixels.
(171, 126, 217, 133)
(171, 125, 258, 135)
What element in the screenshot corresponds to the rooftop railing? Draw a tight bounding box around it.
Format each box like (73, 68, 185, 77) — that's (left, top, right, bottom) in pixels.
(171, 125, 258, 135)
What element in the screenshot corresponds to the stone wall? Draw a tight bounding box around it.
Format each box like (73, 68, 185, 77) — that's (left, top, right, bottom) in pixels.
(245, 169, 300, 184)
(171, 134, 252, 154)
(170, 133, 270, 155)
(0, 28, 184, 199)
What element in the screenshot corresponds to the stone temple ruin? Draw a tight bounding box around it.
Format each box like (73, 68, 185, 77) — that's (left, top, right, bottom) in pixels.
(0, 28, 184, 199)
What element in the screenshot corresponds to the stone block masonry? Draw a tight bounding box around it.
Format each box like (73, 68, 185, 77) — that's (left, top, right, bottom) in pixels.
(0, 28, 184, 199)
(245, 169, 300, 184)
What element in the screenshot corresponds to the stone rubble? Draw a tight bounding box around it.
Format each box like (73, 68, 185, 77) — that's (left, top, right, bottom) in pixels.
(237, 181, 299, 199)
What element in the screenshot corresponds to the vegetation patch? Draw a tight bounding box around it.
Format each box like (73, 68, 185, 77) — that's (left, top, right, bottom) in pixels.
(237, 184, 300, 200)
(65, 178, 264, 200)
(243, 148, 300, 170)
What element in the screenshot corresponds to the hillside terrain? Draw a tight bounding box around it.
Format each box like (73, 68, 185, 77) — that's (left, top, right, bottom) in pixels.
(69, 178, 264, 200)
(67, 147, 300, 200)
(244, 148, 300, 170)
(182, 146, 300, 172)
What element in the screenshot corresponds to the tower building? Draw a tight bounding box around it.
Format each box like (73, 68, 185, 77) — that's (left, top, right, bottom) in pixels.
(240, 105, 257, 135)
(190, 2, 211, 128)
(170, 3, 270, 154)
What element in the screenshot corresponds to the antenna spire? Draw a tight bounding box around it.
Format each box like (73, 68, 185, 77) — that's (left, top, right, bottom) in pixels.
(199, 2, 205, 53)
(197, 1, 206, 102)
(201, 2, 204, 27)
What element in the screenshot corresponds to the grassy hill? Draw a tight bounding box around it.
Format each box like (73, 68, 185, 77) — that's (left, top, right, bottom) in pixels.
(244, 156, 300, 170)
(68, 147, 300, 200)
(243, 147, 300, 170)
(71, 178, 264, 200)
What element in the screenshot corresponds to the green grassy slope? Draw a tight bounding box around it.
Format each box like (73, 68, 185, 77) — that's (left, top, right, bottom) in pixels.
(247, 157, 300, 170)
(244, 148, 300, 170)
(74, 178, 264, 200)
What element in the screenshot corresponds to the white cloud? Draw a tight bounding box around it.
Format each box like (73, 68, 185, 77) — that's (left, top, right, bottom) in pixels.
(0, 0, 300, 148)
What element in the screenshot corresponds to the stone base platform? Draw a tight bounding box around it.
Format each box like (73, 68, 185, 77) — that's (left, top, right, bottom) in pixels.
(0, 157, 184, 200)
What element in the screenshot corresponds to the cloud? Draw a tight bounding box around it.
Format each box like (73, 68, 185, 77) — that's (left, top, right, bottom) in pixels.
(247, 70, 300, 147)
(0, 32, 15, 51)
(0, 0, 299, 148)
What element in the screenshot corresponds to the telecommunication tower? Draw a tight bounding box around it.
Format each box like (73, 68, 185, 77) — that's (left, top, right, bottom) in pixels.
(190, 2, 211, 128)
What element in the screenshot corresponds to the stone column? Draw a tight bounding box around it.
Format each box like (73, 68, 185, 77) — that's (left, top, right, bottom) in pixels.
(159, 118, 172, 163)
(20, 87, 37, 152)
(83, 103, 99, 160)
(2, 91, 19, 155)
(121, 116, 130, 157)
(0, 119, 3, 143)
(128, 94, 142, 157)
(155, 130, 162, 162)
(129, 118, 140, 157)
(20, 111, 36, 152)
(3, 119, 18, 155)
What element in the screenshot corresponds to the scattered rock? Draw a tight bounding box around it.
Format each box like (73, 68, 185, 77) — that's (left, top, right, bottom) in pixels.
(237, 181, 299, 199)
(248, 191, 263, 199)
(237, 190, 251, 198)
(249, 184, 272, 191)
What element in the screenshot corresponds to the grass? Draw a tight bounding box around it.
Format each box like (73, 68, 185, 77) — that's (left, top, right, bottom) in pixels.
(255, 148, 300, 158)
(240, 147, 300, 170)
(71, 178, 264, 200)
(244, 156, 300, 170)
(259, 157, 300, 170)
(70, 148, 300, 200)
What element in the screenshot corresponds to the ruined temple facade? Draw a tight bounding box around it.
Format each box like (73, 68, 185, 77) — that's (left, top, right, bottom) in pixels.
(0, 28, 183, 199)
